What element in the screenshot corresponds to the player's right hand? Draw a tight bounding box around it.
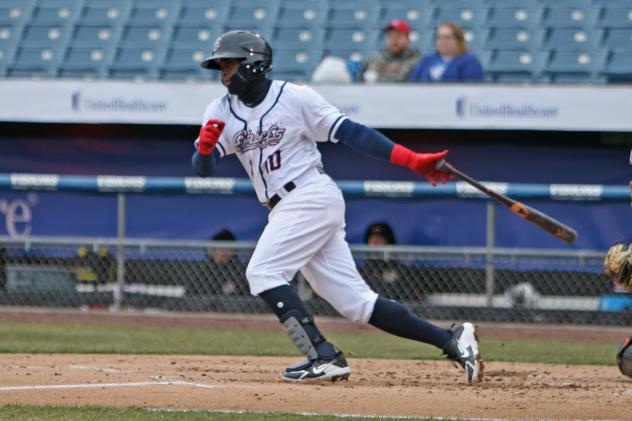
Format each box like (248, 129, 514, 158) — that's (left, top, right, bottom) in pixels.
(197, 119, 225, 155)
(390, 145, 452, 187)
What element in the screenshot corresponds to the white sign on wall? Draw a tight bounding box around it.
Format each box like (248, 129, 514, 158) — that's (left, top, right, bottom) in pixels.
(1, 80, 631, 131)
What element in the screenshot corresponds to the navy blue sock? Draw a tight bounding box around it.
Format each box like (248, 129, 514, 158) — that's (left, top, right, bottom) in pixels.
(259, 284, 337, 359)
(369, 296, 452, 350)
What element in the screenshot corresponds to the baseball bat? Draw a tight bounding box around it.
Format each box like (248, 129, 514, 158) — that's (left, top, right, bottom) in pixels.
(436, 160, 577, 244)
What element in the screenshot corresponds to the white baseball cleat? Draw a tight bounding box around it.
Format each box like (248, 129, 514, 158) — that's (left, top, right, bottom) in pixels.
(282, 352, 350, 382)
(443, 322, 483, 384)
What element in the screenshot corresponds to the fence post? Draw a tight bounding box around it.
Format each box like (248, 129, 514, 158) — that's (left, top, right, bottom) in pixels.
(113, 192, 126, 310)
(485, 201, 495, 307)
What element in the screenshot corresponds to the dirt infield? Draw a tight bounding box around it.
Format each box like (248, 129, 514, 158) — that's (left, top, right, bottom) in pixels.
(1, 354, 631, 420)
(1, 309, 632, 420)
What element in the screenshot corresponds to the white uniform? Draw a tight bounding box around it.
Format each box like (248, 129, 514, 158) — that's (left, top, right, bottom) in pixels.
(201, 81, 378, 322)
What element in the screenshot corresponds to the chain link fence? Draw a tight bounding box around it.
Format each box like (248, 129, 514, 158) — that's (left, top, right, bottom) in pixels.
(0, 236, 629, 325)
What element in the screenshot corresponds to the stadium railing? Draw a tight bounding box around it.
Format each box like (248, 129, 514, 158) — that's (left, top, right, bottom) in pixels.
(0, 173, 630, 325)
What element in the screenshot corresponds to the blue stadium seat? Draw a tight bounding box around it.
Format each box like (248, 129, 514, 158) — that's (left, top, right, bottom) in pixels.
(70, 25, 122, 48)
(109, 47, 166, 79)
(29, 0, 82, 25)
(464, 28, 489, 53)
(327, 0, 380, 30)
(0, 22, 24, 50)
(487, 50, 548, 81)
(602, 51, 632, 81)
(21, 24, 72, 49)
(272, 49, 321, 81)
(223, 24, 273, 41)
(477, 49, 493, 69)
(538, 0, 593, 6)
(170, 26, 220, 50)
(485, 0, 539, 7)
(603, 29, 632, 51)
(495, 72, 551, 83)
(0, 0, 34, 25)
(8, 46, 62, 76)
(380, 0, 431, 8)
(325, 29, 378, 56)
(433, 6, 486, 29)
(0, 44, 15, 76)
(542, 6, 599, 29)
(597, 6, 632, 29)
(272, 28, 324, 51)
(177, 3, 229, 27)
(276, 0, 328, 29)
(485, 6, 543, 29)
(231, 0, 280, 7)
(380, 6, 434, 32)
(545, 51, 607, 82)
(552, 74, 607, 84)
(226, 4, 280, 30)
(119, 26, 174, 49)
(431, 0, 486, 8)
(160, 48, 207, 80)
(593, 0, 632, 4)
(80, 2, 131, 25)
(545, 28, 603, 52)
(487, 28, 545, 51)
(127, 1, 179, 26)
(58, 46, 113, 78)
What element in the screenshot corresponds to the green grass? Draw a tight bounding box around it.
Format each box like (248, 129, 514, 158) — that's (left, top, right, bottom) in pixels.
(0, 406, 446, 420)
(0, 320, 617, 420)
(0, 320, 618, 365)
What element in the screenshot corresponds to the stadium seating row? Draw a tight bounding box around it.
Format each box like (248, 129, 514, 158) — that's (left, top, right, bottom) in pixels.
(2, 44, 629, 83)
(3, 1, 632, 31)
(0, 0, 631, 83)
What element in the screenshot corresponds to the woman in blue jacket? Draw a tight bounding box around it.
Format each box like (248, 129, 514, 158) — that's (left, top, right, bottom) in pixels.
(408, 21, 483, 82)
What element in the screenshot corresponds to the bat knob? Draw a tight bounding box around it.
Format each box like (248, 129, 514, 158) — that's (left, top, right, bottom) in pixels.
(435, 159, 446, 171)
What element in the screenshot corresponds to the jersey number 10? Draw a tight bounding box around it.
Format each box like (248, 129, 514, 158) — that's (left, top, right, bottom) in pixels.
(264, 150, 282, 173)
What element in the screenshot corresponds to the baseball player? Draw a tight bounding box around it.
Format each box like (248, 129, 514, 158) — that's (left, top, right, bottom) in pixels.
(192, 31, 482, 384)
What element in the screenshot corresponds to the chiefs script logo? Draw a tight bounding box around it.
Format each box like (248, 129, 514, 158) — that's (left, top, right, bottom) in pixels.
(234, 124, 286, 153)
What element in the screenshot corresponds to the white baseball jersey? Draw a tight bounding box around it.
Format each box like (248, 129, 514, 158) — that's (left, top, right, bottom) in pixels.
(201, 81, 347, 204)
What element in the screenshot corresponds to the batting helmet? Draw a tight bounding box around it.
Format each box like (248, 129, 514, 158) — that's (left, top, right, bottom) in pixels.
(201, 30, 272, 75)
(616, 336, 632, 378)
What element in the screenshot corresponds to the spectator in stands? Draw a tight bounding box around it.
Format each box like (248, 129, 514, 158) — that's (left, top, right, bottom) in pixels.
(312, 56, 353, 83)
(408, 22, 483, 83)
(74, 245, 114, 287)
(358, 19, 421, 83)
(359, 222, 418, 301)
(204, 229, 248, 296)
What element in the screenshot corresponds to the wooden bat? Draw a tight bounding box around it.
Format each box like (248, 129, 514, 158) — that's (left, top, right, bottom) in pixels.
(436, 160, 578, 244)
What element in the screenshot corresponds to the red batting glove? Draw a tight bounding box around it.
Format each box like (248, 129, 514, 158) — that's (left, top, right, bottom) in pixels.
(197, 119, 225, 155)
(390, 144, 451, 187)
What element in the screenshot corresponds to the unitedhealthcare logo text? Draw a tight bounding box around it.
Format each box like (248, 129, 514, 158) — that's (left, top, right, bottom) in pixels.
(71, 91, 167, 113)
(456, 97, 559, 119)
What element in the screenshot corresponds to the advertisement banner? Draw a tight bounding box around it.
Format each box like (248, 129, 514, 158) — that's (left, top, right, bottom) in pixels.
(2, 80, 632, 131)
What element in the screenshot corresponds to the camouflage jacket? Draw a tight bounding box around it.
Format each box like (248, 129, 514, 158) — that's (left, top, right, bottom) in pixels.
(359, 48, 421, 83)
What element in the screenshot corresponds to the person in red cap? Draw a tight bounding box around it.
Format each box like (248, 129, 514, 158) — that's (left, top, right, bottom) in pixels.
(358, 19, 421, 83)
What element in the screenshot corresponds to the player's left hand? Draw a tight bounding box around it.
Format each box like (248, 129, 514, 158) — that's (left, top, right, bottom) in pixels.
(197, 119, 225, 155)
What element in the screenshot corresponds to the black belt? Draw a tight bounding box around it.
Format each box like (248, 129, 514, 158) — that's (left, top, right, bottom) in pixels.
(266, 167, 326, 211)
(266, 181, 296, 210)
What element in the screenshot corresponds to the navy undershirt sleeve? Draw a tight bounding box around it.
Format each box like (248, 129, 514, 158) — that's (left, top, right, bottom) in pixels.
(192, 148, 219, 177)
(334, 118, 395, 161)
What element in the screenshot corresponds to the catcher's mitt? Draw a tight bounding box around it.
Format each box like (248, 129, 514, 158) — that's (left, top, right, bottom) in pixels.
(604, 243, 632, 293)
(616, 337, 632, 379)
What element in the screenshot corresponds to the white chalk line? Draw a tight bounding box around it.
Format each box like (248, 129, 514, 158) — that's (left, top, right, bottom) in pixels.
(0, 380, 220, 392)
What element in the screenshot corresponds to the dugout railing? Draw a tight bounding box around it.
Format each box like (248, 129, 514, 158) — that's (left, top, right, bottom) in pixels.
(0, 173, 630, 325)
